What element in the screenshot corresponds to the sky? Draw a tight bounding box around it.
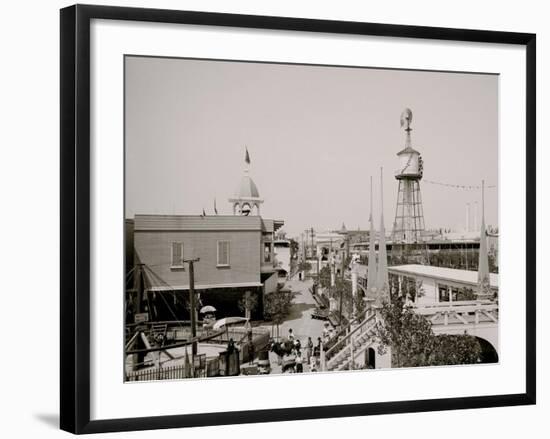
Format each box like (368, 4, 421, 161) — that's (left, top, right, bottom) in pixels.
(125, 56, 498, 238)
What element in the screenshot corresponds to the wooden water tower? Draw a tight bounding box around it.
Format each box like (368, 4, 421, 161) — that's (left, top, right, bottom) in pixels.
(392, 109, 427, 257)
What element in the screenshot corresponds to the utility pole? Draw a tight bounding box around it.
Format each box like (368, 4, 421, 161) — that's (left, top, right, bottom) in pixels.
(340, 248, 346, 325)
(341, 248, 346, 280)
(316, 238, 320, 284)
(304, 228, 314, 259)
(184, 258, 200, 357)
(309, 226, 319, 280)
(132, 263, 146, 370)
(310, 227, 315, 258)
(338, 286, 343, 329)
(338, 251, 345, 326)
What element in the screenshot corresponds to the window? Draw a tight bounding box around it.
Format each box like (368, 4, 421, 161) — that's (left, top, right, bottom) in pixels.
(171, 242, 184, 268)
(454, 287, 477, 302)
(438, 285, 450, 302)
(217, 241, 230, 267)
(264, 242, 272, 263)
(439, 284, 471, 303)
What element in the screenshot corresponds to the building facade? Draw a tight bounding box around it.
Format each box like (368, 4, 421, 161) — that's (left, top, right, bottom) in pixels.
(132, 215, 283, 320)
(129, 149, 284, 320)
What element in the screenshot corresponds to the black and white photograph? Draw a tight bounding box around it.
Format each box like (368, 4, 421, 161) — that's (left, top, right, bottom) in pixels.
(0, 0, 544, 436)
(124, 56, 499, 381)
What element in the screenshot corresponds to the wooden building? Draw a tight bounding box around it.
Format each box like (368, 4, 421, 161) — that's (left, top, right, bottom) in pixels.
(132, 214, 283, 320)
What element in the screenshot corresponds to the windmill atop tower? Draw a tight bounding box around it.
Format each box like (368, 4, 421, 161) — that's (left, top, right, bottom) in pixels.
(391, 109, 428, 261)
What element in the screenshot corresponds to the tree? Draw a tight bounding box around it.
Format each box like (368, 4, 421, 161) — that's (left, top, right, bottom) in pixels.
(263, 286, 297, 338)
(237, 292, 259, 319)
(289, 239, 300, 276)
(298, 261, 312, 272)
(352, 290, 366, 321)
(429, 333, 482, 366)
(318, 265, 332, 289)
(336, 278, 352, 319)
(373, 295, 435, 367)
(373, 292, 483, 367)
(289, 238, 299, 258)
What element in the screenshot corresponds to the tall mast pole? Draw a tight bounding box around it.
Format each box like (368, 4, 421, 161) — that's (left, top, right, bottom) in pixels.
(367, 176, 378, 296)
(311, 227, 315, 257)
(370, 175, 374, 242)
(376, 167, 389, 297)
(482, 180, 485, 221)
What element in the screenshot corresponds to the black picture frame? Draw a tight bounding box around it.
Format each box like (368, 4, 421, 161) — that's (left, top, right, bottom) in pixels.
(60, 4, 536, 434)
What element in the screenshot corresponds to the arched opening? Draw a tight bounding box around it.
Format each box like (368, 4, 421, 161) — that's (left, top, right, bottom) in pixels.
(365, 347, 376, 369)
(476, 337, 498, 363)
(241, 202, 251, 216)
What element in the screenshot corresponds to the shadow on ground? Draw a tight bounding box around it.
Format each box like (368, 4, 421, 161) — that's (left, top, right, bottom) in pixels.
(284, 303, 316, 321)
(34, 413, 58, 430)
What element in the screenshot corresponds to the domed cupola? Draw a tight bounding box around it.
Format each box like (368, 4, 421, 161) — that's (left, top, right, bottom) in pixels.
(229, 147, 264, 216)
(236, 174, 260, 199)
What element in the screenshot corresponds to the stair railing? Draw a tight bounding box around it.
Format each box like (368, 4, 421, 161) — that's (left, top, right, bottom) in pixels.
(325, 310, 376, 362)
(323, 307, 371, 354)
(325, 313, 378, 370)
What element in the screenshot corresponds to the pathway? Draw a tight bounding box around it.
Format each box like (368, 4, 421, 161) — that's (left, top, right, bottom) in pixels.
(263, 277, 327, 374)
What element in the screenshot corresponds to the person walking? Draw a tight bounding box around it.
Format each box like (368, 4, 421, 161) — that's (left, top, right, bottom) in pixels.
(315, 337, 322, 358)
(247, 341, 255, 365)
(295, 350, 304, 373)
(277, 341, 285, 366)
(306, 337, 313, 364)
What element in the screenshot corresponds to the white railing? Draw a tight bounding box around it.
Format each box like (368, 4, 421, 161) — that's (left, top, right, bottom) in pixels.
(325, 311, 377, 370)
(414, 302, 498, 326)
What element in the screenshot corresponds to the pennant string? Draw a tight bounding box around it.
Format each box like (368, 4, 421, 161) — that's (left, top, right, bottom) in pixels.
(422, 180, 497, 190)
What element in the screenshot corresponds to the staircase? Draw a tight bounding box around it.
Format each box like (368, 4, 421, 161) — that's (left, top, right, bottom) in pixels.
(325, 310, 378, 371)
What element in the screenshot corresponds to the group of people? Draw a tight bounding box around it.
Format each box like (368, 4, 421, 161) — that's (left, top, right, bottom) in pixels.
(271, 325, 339, 373)
(288, 329, 317, 373)
(292, 329, 317, 373)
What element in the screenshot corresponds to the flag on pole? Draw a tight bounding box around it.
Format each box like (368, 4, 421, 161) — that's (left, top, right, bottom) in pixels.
(245, 147, 251, 165)
(214, 198, 218, 215)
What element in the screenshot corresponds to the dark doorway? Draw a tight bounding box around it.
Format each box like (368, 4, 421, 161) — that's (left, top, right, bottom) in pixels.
(476, 337, 499, 363)
(365, 347, 376, 369)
